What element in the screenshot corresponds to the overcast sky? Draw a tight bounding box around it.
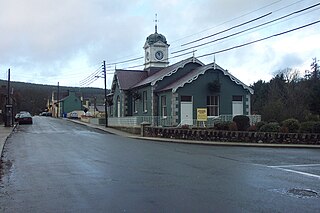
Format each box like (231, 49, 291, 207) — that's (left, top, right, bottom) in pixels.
(0, 0, 319, 89)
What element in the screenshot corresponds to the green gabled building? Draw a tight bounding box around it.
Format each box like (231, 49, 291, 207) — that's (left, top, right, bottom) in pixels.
(59, 91, 82, 117)
(107, 26, 254, 126)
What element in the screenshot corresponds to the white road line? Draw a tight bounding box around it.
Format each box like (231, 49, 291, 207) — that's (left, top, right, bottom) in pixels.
(268, 164, 320, 168)
(274, 168, 320, 179)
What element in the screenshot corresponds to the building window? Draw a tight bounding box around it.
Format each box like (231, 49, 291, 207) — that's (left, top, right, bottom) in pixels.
(143, 91, 147, 113)
(181, 95, 192, 102)
(232, 95, 243, 101)
(133, 99, 138, 114)
(161, 95, 167, 117)
(207, 96, 219, 116)
(109, 105, 113, 116)
(117, 96, 121, 117)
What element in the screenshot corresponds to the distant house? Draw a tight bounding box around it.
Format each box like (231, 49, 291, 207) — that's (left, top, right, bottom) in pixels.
(58, 91, 82, 117)
(48, 91, 83, 117)
(107, 26, 255, 127)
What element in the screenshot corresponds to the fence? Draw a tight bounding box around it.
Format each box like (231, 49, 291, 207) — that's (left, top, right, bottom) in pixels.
(108, 115, 261, 127)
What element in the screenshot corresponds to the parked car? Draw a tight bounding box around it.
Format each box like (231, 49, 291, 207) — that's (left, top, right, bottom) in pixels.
(15, 111, 30, 122)
(40, 112, 52, 116)
(69, 111, 78, 119)
(15, 113, 21, 121)
(18, 112, 33, 124)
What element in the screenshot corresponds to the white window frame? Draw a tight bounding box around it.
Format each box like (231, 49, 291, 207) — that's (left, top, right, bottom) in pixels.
(143, 91, 147, 113)
(133, 99, 138, 114)
(207, 95, 219, 117)
(161, 95, 167, 118)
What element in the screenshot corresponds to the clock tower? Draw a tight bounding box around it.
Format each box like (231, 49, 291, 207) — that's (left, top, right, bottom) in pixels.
(144, 15, 170, 73)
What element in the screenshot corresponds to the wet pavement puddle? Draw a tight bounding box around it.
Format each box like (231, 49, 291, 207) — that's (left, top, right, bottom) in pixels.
(271, 188, 319, 199)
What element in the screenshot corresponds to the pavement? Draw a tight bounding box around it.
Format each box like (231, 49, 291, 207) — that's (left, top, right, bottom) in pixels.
(0, 118, 319, 158)
(66, 119, 320, 149)
(0, 124, 15, 157)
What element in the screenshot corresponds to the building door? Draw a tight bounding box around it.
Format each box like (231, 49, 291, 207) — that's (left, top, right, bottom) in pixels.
(180, 96, 193, 125)
(232, 95, 243, 116)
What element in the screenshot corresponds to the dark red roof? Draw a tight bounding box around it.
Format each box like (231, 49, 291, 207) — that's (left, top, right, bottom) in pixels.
(115, 70, 148, 90)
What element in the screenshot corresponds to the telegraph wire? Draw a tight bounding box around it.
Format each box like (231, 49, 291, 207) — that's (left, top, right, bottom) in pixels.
(172, 2, 320, 54)
(119, 19, 320, 70)
(105, 0, 313, 69)
(107, 56, 144, 66)
(178, 0, 305, 47)
(170, 0, 283, 44)
(79, 64, 103, 86)
(79, 71, 101, 86)
(95, 1, 317, 70)
(197, 19, 320, 59)
(106, 1, 284, 67)
(182, 12, 273, 46)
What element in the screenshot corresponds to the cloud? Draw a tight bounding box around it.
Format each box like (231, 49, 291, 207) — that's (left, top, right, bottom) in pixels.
(0, 0, 319, 88)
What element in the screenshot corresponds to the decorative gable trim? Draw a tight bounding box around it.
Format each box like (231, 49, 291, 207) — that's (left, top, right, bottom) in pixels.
(172, 66, 207, 93)
(151, 57, 204, 86)
(220, 69, 254, 94)
(111, 74, 121, 93)
(172, 64, 254, 94)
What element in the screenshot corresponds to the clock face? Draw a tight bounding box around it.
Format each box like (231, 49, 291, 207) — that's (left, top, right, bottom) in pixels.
(155, 50, 164, 60)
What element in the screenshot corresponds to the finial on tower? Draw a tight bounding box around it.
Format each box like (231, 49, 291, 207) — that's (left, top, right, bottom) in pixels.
(154, 13, 158, 33)
(213, 54, 216, 69)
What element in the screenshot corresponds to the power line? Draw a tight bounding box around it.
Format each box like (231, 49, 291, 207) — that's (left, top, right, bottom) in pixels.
(197, 19, 320, 59)
(105, 1, 285, 68)
(111, 19, 320, 70)
(170, 0, 283, 44)
(95, 1, 316, 71)
(172, 2, 320, 54)
(80, 77, 99, 87)
(182, 12, 272, 46)
(79, 65, 103, 86)
(107, 56, 144, 66)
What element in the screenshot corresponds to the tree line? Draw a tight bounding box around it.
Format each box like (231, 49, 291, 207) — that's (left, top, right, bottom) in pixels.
(251, 58, 320, 122)
(0, 80, 106, 116)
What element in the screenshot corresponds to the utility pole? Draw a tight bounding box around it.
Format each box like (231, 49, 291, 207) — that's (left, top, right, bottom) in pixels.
(5, 68, 12, 127)
(103, 60, 108, 127)
(57, 82, 60, 118)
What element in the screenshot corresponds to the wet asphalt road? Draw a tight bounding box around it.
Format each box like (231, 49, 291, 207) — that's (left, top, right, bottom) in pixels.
(0, 116, 320, 213)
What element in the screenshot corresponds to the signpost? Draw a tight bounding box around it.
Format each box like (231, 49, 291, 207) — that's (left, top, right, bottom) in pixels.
(197, 108, 207, 121)
(197, 108, 207, 127)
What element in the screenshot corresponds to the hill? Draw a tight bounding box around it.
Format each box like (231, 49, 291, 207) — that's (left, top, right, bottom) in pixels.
(0, 79, 108, 115)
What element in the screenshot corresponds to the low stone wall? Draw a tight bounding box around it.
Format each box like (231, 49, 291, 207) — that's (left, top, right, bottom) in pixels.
(90, 118, 105, 125)
(144, 127, 320, 145)
(111, 126, 141, 135)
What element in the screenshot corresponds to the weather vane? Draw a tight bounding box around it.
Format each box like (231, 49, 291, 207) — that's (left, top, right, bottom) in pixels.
(154, 13, 159, 33)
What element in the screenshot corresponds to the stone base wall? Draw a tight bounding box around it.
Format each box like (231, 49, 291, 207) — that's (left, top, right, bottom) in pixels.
(144, 127, 320, 145)
(111, 126, 141, 135)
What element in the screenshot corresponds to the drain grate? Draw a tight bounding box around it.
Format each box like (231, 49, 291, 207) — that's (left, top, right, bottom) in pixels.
(287, 188, 318, 198)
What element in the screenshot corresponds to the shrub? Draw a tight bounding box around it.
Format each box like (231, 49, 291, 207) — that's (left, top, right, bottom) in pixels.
(305, 114, 320, 122)
(313, 122, 320, 133)
(282, 118, 300, 133)
(247, 125, 257, 132)
(259, 122, 280, 132)
(279, 126, 289, 133)
(233, 115, 250, 131)
(256, 121, 267, 131)
(181, 124, 190, 129)
(300, 121, 315, 133)
(214, 121, 233, 130)
(228, 122, 238, 131)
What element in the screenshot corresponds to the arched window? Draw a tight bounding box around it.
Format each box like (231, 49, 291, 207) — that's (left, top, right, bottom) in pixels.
(117, 96, 121, 117)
